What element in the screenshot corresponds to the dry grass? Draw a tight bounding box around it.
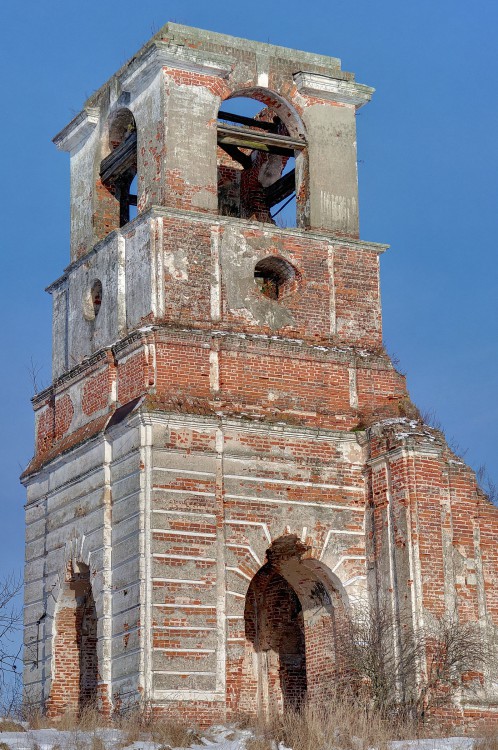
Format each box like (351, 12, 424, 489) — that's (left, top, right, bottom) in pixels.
(241, 700, 435, 750)
(22, 704, 110, 732)
(90, 737, 106, 750)
(114, 708, 198, 748)
(59, 706, 111, 732)
(150, 720, 200, 748)
(0, 720, 25, 732)
(19, 697, 498, 750)
(245, 737, 274, 750)
(475, 728, 498, 750)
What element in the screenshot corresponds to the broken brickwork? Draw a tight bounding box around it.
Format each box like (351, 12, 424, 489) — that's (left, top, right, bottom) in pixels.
(22, 24, 498, 726)
(46, 563, 98, 716)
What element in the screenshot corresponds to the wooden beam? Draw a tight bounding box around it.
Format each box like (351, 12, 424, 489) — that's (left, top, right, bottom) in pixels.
(218, 142, 252, 169)
(100, 132, 137, 184)
(217, 123, 305, 152)
(218, 136, 296, 157)
(218, 110, 279, 133)
(265, 169, 295, 207)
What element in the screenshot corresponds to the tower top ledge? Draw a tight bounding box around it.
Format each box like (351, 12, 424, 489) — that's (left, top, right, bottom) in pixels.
(54, 23, 366, 144)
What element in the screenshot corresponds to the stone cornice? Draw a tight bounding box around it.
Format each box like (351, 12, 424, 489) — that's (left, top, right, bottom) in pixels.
(368, 443, 443, 469)
(120, 41, 234, 95)
(31, 349, 110, 407)
(134, 409, 366, 445)
(30, 321, 393, 410)
(53, 107, 100, 152)
(294, 72, 374, 109)
(148, 206, 389, 254)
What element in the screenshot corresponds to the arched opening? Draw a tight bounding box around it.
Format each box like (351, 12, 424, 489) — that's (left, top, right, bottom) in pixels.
(246, 565, 307, 711)
(242, 535, 349, 716)
(216, 91, 307, 228)
(98, 108, 138, 233)
(47, 562, 98, 716)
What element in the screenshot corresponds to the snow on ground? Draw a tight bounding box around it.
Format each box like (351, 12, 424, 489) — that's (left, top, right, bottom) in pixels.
(0, 724, 482, 750)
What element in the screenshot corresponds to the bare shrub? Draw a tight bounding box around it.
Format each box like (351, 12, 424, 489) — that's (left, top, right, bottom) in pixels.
(0, 572, 23, 718)
(335, 602, 420, 719)
(336, 601, 493, 724)
(420, 616, 490, 714)
(476, 465, 498, 506)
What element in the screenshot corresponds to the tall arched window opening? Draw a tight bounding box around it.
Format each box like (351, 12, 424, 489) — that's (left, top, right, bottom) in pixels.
(47, 561, 98, 716)
(99, 109, 138, 229)
(216, 92, 306, 228)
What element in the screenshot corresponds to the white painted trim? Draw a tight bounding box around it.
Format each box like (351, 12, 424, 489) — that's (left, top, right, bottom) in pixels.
(153, 487, 216, 497)
(294, 72, 374, 109)
(151, 528, 216, 538)
(152, 553, 216, 562)
(226, 566, 252, 581)
(154, 467, 216, 477)
(120, 41, 233, 95)
(343, 575, 367, 587)
(226, 542, 262, 567)
(154, 648, 215, 654)
(225, 494, 365, 509)
(53, 108, 99, 152)
(224, 519, 272, 544)
(152, 577, 208, 585)
(224, 473, 365, 492)
(331, 554, 366, 572)
(153, 508, 216, 519)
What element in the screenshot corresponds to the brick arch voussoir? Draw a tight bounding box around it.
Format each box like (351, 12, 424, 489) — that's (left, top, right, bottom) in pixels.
(223, 86, 307, 140)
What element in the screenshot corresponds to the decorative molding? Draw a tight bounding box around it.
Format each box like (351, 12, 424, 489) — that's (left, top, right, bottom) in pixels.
(294, 72, 374, 109)
(53, 108, 99, 152)
(120, 41, 233, 95)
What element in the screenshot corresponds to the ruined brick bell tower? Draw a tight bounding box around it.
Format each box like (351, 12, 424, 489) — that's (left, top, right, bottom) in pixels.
(23, 25, 498, 724)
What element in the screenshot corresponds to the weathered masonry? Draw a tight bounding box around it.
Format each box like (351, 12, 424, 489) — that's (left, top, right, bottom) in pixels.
(22, 24, 498, 724)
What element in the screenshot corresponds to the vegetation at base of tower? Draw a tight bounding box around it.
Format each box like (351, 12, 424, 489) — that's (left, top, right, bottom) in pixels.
(5, 702, 498, 748)
(335, 602, 494, 724)
(0, 572, 22, 714)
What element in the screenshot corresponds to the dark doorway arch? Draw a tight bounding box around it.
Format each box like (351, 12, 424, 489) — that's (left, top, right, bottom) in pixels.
(243, 535, 348, 716)
(246, 564, 307, 711)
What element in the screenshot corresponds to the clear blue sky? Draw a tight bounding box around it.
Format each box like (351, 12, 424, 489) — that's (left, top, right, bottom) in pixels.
(1, 0, 497, 626)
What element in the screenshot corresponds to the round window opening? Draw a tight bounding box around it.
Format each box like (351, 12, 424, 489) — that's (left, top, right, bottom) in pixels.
(254, 256, 296, 301)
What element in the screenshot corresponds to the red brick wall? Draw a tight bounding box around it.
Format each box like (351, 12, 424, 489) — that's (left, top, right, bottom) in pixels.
(47, 564, 98, 717)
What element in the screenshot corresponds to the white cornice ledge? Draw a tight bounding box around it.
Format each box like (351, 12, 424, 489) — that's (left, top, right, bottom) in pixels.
(120, 41, 234, 94)
(53, 108, 100, 152)
(294, 72, 374, 109)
